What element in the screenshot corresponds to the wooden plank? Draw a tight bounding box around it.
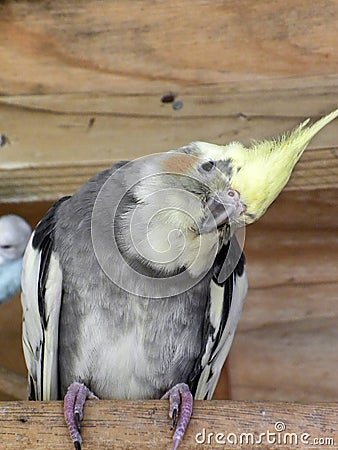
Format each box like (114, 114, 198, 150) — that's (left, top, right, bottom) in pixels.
(236, 282, 338, 332)
(0, 399, 336, 449)
(0, 294, 27, 390)
(0, 0, 337, 95)
(244, 188, 338, 289)
(0, 367, 26, 401)
(229, 188, 338, 402)
(229, 279, 338, 401)
(0, 92, 337, 202)
(0, 0, 337, 201)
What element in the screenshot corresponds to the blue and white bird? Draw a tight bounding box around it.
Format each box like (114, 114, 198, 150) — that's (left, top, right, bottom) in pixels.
(0, 215, 32, 305)
(21, 109, 337, 449)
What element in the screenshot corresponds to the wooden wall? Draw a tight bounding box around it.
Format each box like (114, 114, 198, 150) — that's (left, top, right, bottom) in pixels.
(0, 0, 337, 404)
(1, 0, 337, 201)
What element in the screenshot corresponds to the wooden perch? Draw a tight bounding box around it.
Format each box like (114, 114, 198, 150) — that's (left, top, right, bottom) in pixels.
(0, 400, 336, 449)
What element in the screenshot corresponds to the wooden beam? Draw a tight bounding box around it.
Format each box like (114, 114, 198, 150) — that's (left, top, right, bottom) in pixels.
(0, 1, 337, 95)
(0, 0, 337, 201)
(0, 400, 336, 449)
(229, 188, 338, 402)
(0, 91, 337, 202)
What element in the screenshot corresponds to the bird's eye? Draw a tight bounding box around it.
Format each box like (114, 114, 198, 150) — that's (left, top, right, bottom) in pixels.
(200, 160, 215, 172)
(227, 189, 239, 199)
(0, 245, 12, 249)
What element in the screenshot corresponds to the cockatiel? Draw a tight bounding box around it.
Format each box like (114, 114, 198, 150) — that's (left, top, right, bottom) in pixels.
(21, 109, 338, 449)
(0, 215, 31, 305)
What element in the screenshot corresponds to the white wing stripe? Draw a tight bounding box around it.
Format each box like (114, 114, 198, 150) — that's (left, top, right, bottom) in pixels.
(42, 252, 62, 400)
(21, 232, 62, 400)
(195, 269, 248, 400)
(22, 234, 41, 398)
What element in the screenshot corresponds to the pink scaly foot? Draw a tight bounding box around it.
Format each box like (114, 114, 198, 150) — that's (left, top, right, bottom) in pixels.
(64, 381, 98, 450)
(162, 383, 194, 450)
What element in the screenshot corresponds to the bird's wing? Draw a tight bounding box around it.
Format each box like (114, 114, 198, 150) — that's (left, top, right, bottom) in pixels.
(191, 236, 248, 400)
(21, 197, 70, 400)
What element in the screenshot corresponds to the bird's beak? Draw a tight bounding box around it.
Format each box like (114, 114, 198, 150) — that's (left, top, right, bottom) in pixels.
(199, 189, 246, 234)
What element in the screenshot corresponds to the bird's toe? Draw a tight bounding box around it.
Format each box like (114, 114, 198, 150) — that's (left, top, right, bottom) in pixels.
(64, 382, 98, 449)
(162, 382, 193, 450)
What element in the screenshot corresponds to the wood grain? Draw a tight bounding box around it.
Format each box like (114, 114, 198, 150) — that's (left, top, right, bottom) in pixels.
(0, 366, 26, 401)
(0, 0, 337, 407)
(0, 0, 337, 95)
(0, 93, 337, 201)
(0, 399, 336, 449)
(228, 188, 338, 402)
(0, 0, 337, 201)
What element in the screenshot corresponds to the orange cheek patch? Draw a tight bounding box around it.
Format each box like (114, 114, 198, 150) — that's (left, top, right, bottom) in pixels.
(161, 154, 196, 174)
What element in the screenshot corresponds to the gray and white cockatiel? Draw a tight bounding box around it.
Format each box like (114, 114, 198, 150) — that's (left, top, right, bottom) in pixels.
(21, 109, 338, 449)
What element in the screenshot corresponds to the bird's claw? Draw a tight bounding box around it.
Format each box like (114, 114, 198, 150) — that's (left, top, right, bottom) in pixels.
(76, 412, 84, 433)
(171, 408, 178, 429)
(64, 382, 98, 450)
(162, 382, 193, 450)
(74, 442, 81, 450)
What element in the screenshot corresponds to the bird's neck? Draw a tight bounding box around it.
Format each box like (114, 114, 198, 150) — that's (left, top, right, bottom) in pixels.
(115, 204, 220, 279)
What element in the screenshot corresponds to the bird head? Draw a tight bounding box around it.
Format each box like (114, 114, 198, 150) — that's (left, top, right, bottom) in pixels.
(99, 108, 337, 281)
(186, 108, 338, 225)
(0, 215, 32, 265)
(130, 149, 246, 233)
